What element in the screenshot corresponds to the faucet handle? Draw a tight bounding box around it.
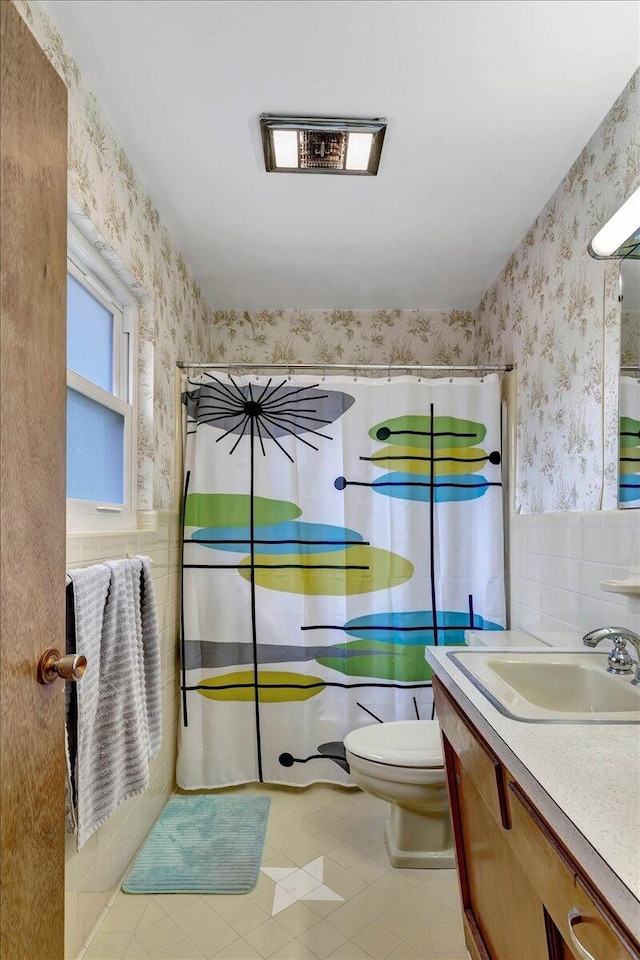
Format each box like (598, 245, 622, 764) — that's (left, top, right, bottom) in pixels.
(606, 637, 634, 676)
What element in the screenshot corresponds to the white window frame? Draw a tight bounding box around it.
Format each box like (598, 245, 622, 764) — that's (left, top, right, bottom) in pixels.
(67, 221, 138, 531)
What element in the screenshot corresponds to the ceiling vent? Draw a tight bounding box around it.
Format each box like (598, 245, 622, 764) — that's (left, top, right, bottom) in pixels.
(260, 115, 387, 176)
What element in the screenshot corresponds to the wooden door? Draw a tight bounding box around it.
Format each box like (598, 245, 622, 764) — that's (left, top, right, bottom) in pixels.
(0, 3, 68, 957)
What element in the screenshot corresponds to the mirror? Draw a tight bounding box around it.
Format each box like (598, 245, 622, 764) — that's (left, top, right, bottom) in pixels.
(619, 258, 640, 507)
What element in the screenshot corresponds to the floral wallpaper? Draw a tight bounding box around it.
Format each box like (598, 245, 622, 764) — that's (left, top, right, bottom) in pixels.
(476, 70, 640, 513)
(15, 1, 639, 516)
(621, 308, 639, 366)
(204, 308, 477, 369)
(14, 0, 479, 508)
(16, 0, 211, 511)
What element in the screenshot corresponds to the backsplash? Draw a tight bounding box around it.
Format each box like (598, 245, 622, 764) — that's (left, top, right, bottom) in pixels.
(510, 510, 640, 644)
(64, 516, 181, 959)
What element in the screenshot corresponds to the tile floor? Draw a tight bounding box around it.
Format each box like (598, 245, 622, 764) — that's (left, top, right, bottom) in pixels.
(81, 786, 467, 960)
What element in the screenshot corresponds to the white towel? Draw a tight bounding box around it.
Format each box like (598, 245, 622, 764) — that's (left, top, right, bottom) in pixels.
(67, 556, 161, 849)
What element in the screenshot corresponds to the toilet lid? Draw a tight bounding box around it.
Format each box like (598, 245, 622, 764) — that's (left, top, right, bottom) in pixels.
(343, 720, 443, 768)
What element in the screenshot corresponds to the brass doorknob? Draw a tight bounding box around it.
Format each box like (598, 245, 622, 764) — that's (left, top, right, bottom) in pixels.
(37, 648, 87, 685)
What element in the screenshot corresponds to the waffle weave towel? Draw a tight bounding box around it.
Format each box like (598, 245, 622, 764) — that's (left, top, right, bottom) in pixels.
(67, 557, 161, 849)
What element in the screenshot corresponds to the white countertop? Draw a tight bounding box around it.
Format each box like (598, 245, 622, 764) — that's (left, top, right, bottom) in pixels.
(427, 643, 640, 939)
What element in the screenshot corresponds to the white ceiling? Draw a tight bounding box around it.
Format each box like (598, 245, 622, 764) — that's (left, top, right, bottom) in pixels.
(45, 0, 639, 310)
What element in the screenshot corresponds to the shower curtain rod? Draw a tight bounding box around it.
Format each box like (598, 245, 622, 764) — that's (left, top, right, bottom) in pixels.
(621, 364, 640, 372)
(177, 361, 514, 373)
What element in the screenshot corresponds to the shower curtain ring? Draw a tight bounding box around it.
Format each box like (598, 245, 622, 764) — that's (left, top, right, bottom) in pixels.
(387, 362, 392, 382)
(288, 366, 292, 380)
(321, 366, 326, 381)
(449, 366, 454, 383)
(353, 364, 358, 382)
(418, 365, 423, 382)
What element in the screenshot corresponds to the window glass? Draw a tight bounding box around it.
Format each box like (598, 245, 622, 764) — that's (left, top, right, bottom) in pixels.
(66, 388, 124, 503)
(67, 271, 114, 392)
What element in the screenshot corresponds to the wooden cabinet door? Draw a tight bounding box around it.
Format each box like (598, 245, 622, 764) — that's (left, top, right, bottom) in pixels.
(0, 3, 68, 958)
(444, 738, 551, 960)
(508, 782, 640, 960)
(435, 678, 552, 959)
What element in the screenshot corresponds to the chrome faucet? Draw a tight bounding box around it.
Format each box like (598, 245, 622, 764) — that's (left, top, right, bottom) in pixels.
(583, 627, 640, 686)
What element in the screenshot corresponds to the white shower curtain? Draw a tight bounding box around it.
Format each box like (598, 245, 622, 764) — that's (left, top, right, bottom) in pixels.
(177, 373, 505, 788)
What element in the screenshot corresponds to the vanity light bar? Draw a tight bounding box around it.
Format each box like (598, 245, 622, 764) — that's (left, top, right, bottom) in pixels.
(260, 115, 387, 176)
(590, 186, 640, 258)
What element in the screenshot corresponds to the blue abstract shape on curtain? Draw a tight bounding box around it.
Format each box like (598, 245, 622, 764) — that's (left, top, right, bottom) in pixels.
(342, 472, 498, 502)
(340, 610, 503, 645)
(192, 521, 365, 555)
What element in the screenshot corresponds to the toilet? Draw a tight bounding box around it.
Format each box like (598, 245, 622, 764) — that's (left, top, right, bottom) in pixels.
(343, 719, 455, 869)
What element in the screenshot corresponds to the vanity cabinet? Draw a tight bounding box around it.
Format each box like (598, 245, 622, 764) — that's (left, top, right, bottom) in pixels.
(433, 677, 640, 960)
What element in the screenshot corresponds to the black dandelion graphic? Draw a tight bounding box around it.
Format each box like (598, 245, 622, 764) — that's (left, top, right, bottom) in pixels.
(184, 373, 354, 461)
(182, 373, 355, 779)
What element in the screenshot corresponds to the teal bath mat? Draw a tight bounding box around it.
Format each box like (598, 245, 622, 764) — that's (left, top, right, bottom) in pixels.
(122, 794, 270, 894)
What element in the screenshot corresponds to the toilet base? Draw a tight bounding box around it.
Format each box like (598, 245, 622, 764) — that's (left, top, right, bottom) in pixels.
(384, 819, 456, 870)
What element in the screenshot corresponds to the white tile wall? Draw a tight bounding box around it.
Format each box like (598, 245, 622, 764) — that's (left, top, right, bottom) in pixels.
(510, 509, 640, 645)
(65, 512, 182, 959)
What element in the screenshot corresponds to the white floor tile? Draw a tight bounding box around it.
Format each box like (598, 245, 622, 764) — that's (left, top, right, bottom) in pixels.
(213, 940, 262, 959)
(404, 922, 437, 959)
(327, 942, 374, 960)
(327, 870, 370, 901)
(154, 937, 206, 959)
(269, 939, 317, 959)
(275, 902, 322, 937)
(223, 900, 270, 936)
(351, 922, 403, 960)
(400, 886, 448, 921)
(349, 859, 390, 884)
(325, 903, 372, 939)
(152, 895, 201, 916)
(297, 919, 348, 960)
(137, 901, 169, 932)
(84, 932, 134, 960)
(86, 787, 464, 960)
(387, 946, 425, 960)
(189, 918, 239, 959)
(428, 922, 466, 954)
(243, 918, 293, 958)
(99, 900, 150, 934)
(122, 937, 151, 959)
(172, 899, 218, 935)
(135, 916, 184, 956)
(377, 904, 423, 939)
(280, 869, 322, 899)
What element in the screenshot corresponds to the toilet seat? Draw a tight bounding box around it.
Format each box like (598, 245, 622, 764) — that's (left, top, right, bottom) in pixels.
(344, 720, 443, 768)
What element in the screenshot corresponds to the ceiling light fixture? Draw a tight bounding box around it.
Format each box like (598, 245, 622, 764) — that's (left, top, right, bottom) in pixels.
(260, 115, 387, 176)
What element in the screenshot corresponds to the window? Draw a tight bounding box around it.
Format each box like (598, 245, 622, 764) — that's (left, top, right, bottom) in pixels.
(66, 222, 137, 530)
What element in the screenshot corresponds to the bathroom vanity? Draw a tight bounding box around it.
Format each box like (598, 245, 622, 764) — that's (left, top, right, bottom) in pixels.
(427, 646, 640, 960)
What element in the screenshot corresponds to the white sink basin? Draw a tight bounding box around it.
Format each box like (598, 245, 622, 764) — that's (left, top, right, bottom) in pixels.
(449, 650, 640, 723)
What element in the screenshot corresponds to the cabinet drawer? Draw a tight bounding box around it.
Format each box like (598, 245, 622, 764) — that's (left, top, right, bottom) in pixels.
(434, 677, 511, 831)
(509, 781, 640, 960)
